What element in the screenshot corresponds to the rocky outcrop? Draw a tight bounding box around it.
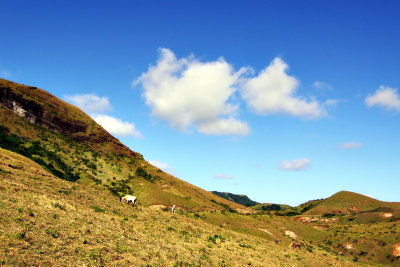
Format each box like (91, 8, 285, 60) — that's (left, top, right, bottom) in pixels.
(0, 79, 141, 158)
(0, 85, 87, 134)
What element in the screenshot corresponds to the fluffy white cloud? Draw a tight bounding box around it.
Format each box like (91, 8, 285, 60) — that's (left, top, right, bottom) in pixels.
(365, 86, 400, 112)
(213, 173, 233, 180)
(134, 48, 250, 136)
(64, 94, 113, 114)
(149, 159, 173, 172)
(92, 114, 143, 138)
(338, 142, 363, 149)
(241, 58, 325, 119)
(279, 158, 310, 171)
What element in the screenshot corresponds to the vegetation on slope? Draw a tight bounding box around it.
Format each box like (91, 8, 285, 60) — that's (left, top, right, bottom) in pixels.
(0, 148, 358, 266)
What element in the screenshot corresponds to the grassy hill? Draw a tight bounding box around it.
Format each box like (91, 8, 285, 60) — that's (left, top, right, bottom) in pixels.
(303, 191, 400, 217)
(0, 78, 248, 212)
(0, 148, 358, 266)
(211, 191, 259, 207)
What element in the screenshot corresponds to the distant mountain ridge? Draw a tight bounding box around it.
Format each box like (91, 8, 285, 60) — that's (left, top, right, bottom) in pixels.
(211, 191, 259, 207)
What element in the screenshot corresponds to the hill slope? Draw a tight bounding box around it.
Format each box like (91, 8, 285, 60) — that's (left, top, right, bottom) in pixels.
(0, 78, 247, 211)
(0, 148, 357, 266)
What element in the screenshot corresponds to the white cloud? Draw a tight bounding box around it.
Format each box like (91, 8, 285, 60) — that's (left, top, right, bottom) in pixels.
(91, 114, 143, 138)
(64, 94, 113, 114)
(241, 58, 325, 119)
(134, 48, 250, 136)
(149, 159, 173, 172)
(313, 81, 333, 91)
(213, 173, 233, 180)
(365, 86, 400, 112)
(338, 142, 363, 149)
(279, 158, 310, 171)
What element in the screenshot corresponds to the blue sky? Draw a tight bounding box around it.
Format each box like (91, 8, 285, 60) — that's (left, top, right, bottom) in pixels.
(1, 1, 399, 205)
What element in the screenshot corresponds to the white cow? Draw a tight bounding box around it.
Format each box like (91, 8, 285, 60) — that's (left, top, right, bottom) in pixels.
(120, 195, 137, 206)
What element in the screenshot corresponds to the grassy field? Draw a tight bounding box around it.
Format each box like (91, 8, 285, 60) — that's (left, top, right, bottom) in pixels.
(0, 148, 362, 266)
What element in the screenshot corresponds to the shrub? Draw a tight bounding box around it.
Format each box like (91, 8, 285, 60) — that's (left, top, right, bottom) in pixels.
(52, 202, 66, 211)
(16, 230, 26, 239)
(46, 229, 60, 238)
(91, 206, 105, 213)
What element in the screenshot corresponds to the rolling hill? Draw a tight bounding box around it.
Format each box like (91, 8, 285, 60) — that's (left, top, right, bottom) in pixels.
(0, 78, 248, 212)
(303, 191, 400, 217)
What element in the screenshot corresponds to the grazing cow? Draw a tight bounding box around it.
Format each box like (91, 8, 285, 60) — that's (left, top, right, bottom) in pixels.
(120, 195, 137, 206)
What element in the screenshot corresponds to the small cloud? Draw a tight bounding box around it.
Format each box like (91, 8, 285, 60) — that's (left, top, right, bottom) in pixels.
(0, 70, 10, 78)
(313, 81, 333, 91)
(149, 159, 173, 173)
(279, 158, 310, 171)
(338, 142, 363, 149)
(64, 94, 113, 114)
(365, 86, 400, 112)
(255, 163, 263, 168)
(213, 173, 233, 180)
(324, 98, 347, 108)
(325, 99, 338, 107)
(91, 114, 143, 138)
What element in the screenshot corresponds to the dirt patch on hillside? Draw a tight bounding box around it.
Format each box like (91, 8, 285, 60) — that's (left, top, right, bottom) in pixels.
(393, 242, 400, 257)
(149, 205, 167, 211)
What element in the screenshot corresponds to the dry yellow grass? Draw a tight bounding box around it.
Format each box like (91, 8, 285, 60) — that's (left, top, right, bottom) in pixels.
(0, 148, 360, 266)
